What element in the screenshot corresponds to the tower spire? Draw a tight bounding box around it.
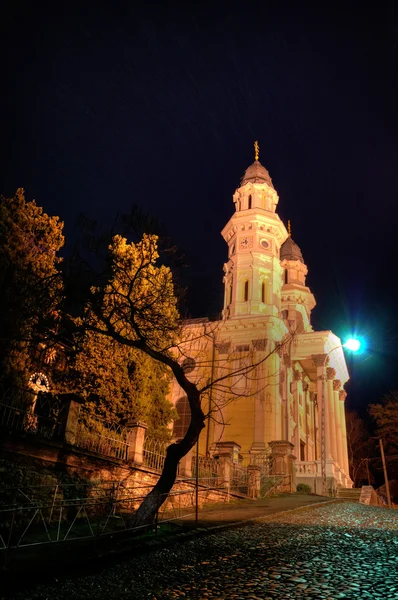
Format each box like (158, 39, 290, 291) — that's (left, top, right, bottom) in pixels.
(254, 140, 259, 161)
(287, 220, 291, 237)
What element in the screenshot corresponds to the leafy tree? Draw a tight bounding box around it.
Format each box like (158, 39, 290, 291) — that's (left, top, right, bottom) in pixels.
(345, 411, 375, 486)
(369, 392, 398, 454)
(53, 329, 176, 441)
(0, 189, 64, 386)
(69, 231, 290, 526)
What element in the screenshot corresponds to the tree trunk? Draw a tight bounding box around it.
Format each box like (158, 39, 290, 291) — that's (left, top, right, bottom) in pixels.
(131, 385, 205, 528)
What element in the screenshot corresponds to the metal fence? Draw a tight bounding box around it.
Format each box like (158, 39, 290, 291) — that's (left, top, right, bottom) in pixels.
(191, 454, 220, 487)
(142, 436, 168, 471)
(0, 479, 211, 566)
(0, 393, 64, 441)
(230, 464, 250, 495)
(74, 411, 130, 461)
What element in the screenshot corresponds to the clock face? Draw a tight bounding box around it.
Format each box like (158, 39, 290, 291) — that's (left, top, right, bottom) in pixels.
(240, 236, 253, 249)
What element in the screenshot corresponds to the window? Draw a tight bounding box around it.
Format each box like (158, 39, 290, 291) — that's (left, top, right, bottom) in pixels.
(300, 441, 306, 461)
(284, 270, 289, 284)
(173, 396, 191, 440)
(261, 281, 266, 303)
(244, 280, 249, 301)
(248, 195, 252, 209)
(229, 285, 233, 304)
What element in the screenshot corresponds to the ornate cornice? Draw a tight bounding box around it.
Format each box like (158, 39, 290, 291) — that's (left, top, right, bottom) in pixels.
(326, 367, 336, 381)
(312, 354, 327, 368)
(333, 379, 342, 391)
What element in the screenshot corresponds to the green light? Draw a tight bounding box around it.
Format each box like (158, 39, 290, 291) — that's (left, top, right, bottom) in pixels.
(343, 338, 361, 352)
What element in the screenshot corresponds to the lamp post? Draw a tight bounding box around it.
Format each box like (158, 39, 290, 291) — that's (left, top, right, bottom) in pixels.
(319, 338, 361, 496)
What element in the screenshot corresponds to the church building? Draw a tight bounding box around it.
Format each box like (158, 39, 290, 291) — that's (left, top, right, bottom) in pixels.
(170, 145, 352, 491)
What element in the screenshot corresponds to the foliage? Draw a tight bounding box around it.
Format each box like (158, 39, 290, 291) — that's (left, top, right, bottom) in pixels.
(345, 411, 375, 486)
(54, 329, 176, 441)
(296, 483, 311, 494)
(0, 189, 64, 386)
(369, 391, 398, 452)
(87, 234, 180, 352)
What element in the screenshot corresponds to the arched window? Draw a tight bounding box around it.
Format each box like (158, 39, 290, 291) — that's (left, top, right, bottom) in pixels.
(229, 284, 233, 304)
(248, 195, 252, 209)
(261, 281, 266, 303)
(244, 280, 249, 302)
(173, 396, 191, 440)
(284, 270, 289, 284)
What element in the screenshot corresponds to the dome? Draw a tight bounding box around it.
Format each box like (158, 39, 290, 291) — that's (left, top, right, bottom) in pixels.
(280, 236, 304, 263)
(241, 160, 274, 188)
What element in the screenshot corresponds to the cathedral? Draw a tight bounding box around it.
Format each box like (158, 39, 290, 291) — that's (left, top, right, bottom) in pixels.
(170, 145, 352, 491)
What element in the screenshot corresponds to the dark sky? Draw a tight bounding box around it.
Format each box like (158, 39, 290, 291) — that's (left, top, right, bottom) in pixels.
(1, 1, 398, 414)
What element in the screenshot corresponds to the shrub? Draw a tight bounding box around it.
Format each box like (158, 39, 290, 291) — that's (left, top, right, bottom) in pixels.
(296, 483, 311, 494)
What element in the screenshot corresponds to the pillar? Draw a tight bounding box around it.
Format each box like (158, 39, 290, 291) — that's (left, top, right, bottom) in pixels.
(292, 368, 301, 459)
(247, 465, 261, 498)
(60, 394, 83, 445)
(179, 447, 193, 478)
(333, 379, 344, 471)
(339, 390, 350, 478)
(326, 367, 337, 462)
(269, 440, 296, 490)
(126, 421, 148, 465)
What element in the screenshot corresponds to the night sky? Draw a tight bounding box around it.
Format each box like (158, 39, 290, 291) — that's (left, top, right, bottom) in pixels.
(1, 1, 398, 415)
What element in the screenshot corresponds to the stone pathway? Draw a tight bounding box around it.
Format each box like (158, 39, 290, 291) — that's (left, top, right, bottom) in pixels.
(4, 503, 398, 599)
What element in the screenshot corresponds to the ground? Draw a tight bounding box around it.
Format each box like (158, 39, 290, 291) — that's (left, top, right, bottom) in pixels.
(4, 502, 398, 599)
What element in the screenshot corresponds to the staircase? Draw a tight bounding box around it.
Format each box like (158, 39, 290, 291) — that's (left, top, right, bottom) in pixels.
(336, 487, 361, 502)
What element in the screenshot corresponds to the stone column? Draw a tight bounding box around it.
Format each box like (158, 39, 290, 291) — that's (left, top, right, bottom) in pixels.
(126, 421, 148, 465)
(247, 465, 261, 498)
(60, 394, 83, 445)
(313, 354, 328, 457)
(269, 440, 296, 490)
(326, 367, 336, 462)
(333, 379, 344, 471)
(292, 368, 301, 459)
(339, 390, 350, 478)
(179, 447, 193, 478)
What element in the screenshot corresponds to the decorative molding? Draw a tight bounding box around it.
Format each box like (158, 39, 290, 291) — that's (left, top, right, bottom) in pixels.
(333, 379, 342, 391)
(302, 382, 309, 392)
(312, 353, 327, 367)
(339, 390, 347, 401)
(326, 367, 336, 380)
(283, 355, 291, 367)
(293, 370, 302, 381)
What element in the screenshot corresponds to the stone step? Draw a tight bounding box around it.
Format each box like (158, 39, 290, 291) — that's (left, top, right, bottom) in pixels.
(336, 488, 361, 501)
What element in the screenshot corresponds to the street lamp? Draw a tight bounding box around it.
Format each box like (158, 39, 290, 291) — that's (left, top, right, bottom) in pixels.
(319, 337, 362, 495)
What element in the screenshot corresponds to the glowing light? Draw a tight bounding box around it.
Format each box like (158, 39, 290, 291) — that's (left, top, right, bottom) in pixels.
(343, 338, 361, 352)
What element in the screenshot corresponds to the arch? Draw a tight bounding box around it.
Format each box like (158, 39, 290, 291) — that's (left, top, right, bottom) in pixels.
(173, 396, 191, 440)
(248, 194, 252, 209)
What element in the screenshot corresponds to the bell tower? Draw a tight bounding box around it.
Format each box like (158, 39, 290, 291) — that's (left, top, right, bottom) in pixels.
(221, 143, 288, 319)
(280, 222, 316, 332)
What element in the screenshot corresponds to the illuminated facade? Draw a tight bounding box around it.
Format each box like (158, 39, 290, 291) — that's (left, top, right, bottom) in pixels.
(171, 149, 352, 490)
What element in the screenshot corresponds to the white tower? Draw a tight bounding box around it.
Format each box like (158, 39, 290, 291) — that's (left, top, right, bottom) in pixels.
(221, 142, 288, 319)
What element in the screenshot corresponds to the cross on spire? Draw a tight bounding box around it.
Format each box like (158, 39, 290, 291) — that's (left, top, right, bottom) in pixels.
(254, 140, 259, 161)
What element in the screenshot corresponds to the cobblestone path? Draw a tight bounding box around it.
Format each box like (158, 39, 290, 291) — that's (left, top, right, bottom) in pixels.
(6, 502, 398, 600)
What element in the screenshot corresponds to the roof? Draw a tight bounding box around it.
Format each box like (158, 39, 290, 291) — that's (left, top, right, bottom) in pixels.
(240, 160, 274, 188)
(280, 236, 304, 263)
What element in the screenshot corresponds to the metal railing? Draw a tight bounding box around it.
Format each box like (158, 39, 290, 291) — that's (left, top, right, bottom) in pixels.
(74, 411, 130, 461)
(0, 479, 220, 565)
(142, 437, 168, 472)
(0, 401, 63, 440)
(230, 464, 249, 495)
(191, 454, 220, 488)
